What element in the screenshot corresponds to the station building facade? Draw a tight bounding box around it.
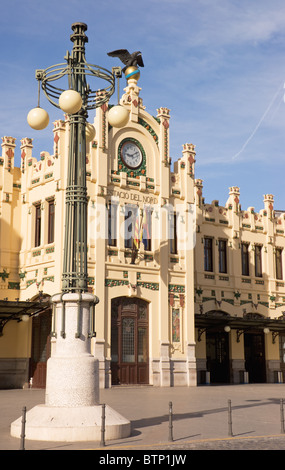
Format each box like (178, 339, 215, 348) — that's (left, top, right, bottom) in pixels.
(1, 73, 285, 389)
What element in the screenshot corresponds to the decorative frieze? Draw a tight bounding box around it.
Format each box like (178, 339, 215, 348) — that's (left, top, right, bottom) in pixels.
(43, 276, 54, 283)
(137, 281, 159, 290)
(8, 282, 20, 290)
(138, 118, 158, 144)
(169, 284, 185, 293)
(105, 278, 159, 291)
(32, 250, 41, 257)
(105, 279, 129, 287)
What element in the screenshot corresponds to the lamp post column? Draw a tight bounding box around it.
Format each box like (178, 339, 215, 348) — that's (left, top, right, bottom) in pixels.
(45, 22, 97, 409)
(62, 22, 89, 293)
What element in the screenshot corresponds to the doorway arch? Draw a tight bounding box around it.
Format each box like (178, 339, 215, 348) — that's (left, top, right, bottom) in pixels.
(203, 311, 231, 384)
(111, 297, 149, 385)
(206, 330, 230, 383)
(244, 331, 266, 383)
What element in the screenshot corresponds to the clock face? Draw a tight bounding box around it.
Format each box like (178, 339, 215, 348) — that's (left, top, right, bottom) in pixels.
(121, 141, 143, 169)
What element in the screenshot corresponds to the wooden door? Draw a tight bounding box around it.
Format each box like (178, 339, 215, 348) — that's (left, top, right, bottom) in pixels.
(30, 309, 52, 388)
(111, 297, 149, 385)
(279, 334, 285, 382)
(244, 332, 266, 383)
(206, 331, 230, 383)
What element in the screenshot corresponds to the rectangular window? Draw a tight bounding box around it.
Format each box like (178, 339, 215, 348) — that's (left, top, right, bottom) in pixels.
(48, 200, 55, 244)
(122, 318, 135, 363)
(276, 248, 283, 280)
(241, 243, 249, 276)
(34, 203, 41, 247)
(169, 212, 177, 254)
(204, 237, 213, 272)
(218, 239, 227, 273)
(108, 202, 117, 247)
(255, 245, 263, 277)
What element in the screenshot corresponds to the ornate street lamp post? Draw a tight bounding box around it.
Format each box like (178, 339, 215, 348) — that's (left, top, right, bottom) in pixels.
(28, 22, 120, 293)
(12, 22, 131, 443)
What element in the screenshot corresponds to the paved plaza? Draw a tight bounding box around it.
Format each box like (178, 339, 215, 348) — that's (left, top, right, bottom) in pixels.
(1, 384, 285, 451)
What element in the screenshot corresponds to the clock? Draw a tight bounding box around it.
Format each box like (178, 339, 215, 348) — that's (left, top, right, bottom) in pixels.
(120, 140, 143, 169)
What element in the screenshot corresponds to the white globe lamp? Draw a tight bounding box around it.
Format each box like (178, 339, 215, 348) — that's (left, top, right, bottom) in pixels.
(27, 107, 49, 130)
(59, 89, 83, 114)
(108, 105, 129, 128)
(86, 123, 96, 142)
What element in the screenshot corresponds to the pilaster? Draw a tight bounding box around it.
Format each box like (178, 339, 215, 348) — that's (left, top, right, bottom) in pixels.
(181, 143, 196, 203)
(1, 137, 16, 196)
(0, 137, 16, 275)
(20, 138, 33, 178)
(227, 186, 241, 235)
(263, 194, 275, 293)
(157, 107, 170, 201)
(95, 102, 109, 154)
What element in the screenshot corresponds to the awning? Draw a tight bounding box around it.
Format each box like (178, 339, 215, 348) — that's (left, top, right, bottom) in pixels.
(195, 311, 285, 343)
(0, 298, 51, 336)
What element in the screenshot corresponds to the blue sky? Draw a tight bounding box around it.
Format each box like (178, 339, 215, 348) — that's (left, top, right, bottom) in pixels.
(1, 0, 285, 211)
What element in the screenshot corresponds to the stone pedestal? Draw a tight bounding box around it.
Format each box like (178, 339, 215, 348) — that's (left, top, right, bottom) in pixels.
(11, 293, 130, 442)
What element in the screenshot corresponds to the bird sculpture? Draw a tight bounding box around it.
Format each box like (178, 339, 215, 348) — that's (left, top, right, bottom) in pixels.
(107, 49, 144, 72)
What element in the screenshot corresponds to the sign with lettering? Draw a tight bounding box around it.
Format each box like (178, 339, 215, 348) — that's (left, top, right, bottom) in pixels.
(106, 188, 158, 205)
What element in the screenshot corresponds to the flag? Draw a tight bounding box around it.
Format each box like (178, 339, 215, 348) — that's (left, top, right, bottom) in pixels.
(142, 209, 150, 249)
(133, 208, 151, 251)
(133, 211, 140, 249)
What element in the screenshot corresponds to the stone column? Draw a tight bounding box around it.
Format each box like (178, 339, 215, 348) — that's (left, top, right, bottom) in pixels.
(45, 293, 99, 406)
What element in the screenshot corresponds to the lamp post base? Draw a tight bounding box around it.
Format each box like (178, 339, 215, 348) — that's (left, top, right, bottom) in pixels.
(10, 404, 131, 442)
(10, 293, 131, 442)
